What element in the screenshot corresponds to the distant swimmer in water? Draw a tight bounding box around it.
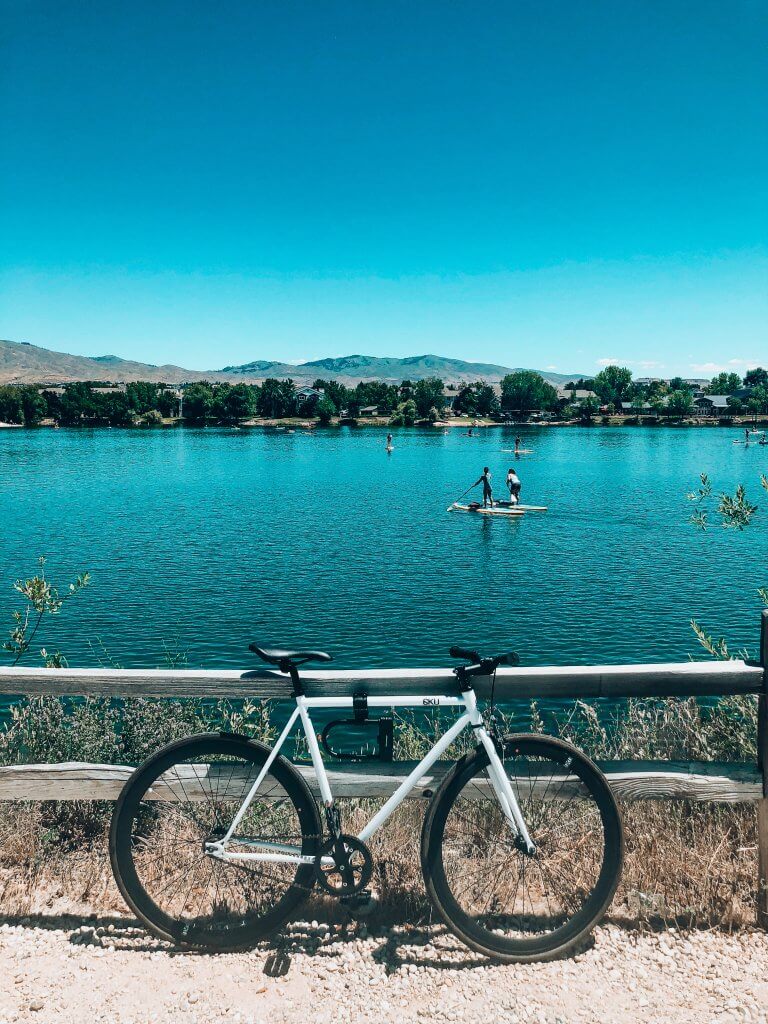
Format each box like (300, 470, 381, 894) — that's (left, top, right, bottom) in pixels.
(506, 466, 521, 505)
(473, 466, 494, 508)
(514, 435, 521, 455)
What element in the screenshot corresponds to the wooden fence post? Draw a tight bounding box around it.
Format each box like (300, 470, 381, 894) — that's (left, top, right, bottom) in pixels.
(758, 610, 768, 928)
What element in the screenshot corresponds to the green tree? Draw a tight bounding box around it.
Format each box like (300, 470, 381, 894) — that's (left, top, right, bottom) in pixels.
(707, 372, 741, 395)
(579, 395, 600, 422)
(726, 396, 744, 416)
(389, 399, 416, 426)
(156, 389, 180, 418)
(630, 394, 646, 417)
(646, 379, 668, 399)
(500, 371, 557, 418)
(313, 379, 350, 413)
(257, 379, 296, 418)
(183, 383, 214, 425)
(126, 382, 159, 415)
(20, 387, 47, 425)
(666, 389, 693, 419)
(592, 365, 633, 407)
(0, 387, 24, 424)
(749, 384, 768, 414)
(475, 384, 499, 417)
(453, 384, 478, 416)
(99, 391, 133, 426)
(649, 395, 666, 418)
(351, 381, 399, 413)
(744, 367, 768, 388)
(58, 383, 98, 426)
(217, 383, 255, 424)
(316, 396, 336, 425)
(413, 377, 445, 418)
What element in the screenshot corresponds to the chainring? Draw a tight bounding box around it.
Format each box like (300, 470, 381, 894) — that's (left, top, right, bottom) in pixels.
(315, 834, 373, 896)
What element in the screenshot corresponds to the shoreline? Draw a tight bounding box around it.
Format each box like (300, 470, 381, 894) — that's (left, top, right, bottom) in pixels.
(2, 415, 767, 431)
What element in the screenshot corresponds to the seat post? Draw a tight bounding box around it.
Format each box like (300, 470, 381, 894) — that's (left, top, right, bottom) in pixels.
(280, 658, 305, 697)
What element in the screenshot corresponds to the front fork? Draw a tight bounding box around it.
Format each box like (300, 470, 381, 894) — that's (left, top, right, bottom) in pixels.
(469, 705, 536, 856)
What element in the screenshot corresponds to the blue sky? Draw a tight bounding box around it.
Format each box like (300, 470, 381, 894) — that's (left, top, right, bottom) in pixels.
(2, 1, 766, 377)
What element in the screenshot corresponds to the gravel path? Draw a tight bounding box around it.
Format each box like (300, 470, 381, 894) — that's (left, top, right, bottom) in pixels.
(0, 917, 765, 1024)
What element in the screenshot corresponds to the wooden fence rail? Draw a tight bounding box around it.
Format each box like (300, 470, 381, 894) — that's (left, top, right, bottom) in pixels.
(0, 609, 765, 923)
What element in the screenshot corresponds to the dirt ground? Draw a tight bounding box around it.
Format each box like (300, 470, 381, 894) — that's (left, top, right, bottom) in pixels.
(0, 914, 765, 1024)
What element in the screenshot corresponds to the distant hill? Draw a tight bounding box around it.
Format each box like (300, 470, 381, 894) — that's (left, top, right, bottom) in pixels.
(0, 340, 216, 386)
(0, 339, 583, 387)
(224, 353, 580, 385)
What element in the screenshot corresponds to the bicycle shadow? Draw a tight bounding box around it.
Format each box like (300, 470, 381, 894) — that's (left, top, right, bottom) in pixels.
(0, 911, 598, 974)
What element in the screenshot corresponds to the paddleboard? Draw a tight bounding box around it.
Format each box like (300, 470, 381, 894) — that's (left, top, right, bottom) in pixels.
(385, 446, 394, 452)
(449, 503, 525, 517)
(500, 448, 534, 454)
(495, 501, 548, 511)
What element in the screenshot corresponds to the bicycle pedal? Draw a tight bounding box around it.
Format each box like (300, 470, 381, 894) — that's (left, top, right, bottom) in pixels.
(340, 888, 379, 917)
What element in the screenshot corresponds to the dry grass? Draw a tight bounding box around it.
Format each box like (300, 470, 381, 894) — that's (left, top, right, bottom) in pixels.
(0, 796, 758, 932)
(0, 695, 761, 931)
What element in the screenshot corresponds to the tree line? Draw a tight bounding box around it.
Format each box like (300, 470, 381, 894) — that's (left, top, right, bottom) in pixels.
(564, 365, 768, 420)
(1, 365, 766, 427)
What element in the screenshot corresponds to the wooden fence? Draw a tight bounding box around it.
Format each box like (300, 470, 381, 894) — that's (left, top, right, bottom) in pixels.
(0, 610, 766, 923)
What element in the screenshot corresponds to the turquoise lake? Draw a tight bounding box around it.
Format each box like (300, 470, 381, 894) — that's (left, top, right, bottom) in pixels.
(1, 426, 766, 675)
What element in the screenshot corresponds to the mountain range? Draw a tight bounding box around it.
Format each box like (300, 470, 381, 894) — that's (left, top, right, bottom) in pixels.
(0, 339, 583, 387)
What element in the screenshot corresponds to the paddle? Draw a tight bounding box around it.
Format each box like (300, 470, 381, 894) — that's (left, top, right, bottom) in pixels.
(447, 482, 478, 511)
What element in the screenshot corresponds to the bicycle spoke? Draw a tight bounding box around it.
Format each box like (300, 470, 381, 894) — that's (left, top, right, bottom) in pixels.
(435, 744, 613, 947)
(120, 744, 311, 943)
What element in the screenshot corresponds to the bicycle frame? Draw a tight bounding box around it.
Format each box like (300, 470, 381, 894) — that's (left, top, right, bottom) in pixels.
(204, 688, 536, 865)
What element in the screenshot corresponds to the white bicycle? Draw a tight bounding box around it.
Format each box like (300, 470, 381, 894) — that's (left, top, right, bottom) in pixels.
(110, 645, 623, 962)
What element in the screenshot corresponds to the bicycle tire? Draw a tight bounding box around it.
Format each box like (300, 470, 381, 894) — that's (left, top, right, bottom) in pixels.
(421, 733, 623, 962)
(110, 732, 321, 951)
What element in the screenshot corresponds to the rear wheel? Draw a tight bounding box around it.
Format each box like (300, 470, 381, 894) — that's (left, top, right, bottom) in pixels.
(421, 734, 623, 962)
(110, 733, 321, 951)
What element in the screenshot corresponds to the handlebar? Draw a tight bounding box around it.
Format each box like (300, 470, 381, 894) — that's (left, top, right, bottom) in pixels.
(449, 647, 519, 673)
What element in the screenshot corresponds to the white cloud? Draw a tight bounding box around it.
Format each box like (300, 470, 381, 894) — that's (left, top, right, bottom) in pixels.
(546, 364, 558, 370)
(690, 362, 727, 373)
(595, 358, 665, 370)
(727, 358, 760, 368)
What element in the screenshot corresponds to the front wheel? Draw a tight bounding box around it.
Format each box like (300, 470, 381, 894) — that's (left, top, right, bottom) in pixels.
(110, 733, 321, 951)
(421, 734, 623, 962)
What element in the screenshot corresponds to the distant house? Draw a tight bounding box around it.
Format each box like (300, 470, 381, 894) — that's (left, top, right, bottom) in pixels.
(37, 383, 127, 395)
(556, 387, 597, 403)
(294, 386, 323, 403)
(358, 405, 380, 417)
(694, 395, 731, 416)
(619, 401, 656, 414)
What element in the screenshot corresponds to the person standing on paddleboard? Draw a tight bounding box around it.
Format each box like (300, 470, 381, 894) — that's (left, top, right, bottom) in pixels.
(514, 435, 521, 455)
(473, 467, 494, 508)
(386, 433, 393, 450)
(506, 467, 521, 505)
